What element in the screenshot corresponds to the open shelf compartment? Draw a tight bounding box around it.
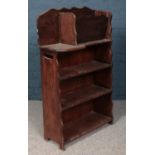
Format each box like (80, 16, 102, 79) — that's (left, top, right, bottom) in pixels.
(63, 111, 112, 142)
(61, 84, 112, 111)
(62, 93, 113, 143)
(59, 60, 111, 81)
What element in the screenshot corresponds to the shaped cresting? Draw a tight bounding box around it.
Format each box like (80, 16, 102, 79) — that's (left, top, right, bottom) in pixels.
(37, 7, 112, 46)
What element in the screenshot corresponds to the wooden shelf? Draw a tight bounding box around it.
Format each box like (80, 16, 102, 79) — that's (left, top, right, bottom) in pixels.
(61, 85, 112, 111)
(60, 61, 112, 80)
(63, 111, 112, 142)
(39, 38, 111, 52)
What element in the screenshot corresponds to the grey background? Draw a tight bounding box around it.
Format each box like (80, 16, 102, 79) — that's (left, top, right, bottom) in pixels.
(28, 0, 126, 100)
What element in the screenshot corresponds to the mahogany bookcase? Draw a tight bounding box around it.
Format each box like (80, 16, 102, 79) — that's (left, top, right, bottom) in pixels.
(37, 7, 113, 150)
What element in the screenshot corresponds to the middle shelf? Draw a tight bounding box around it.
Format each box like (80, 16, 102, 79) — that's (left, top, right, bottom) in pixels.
(61, 85, 112, 111)
(59, 60, 112, 81)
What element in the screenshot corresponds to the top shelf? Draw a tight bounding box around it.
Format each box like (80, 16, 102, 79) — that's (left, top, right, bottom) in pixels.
(39, 38, 112, 52)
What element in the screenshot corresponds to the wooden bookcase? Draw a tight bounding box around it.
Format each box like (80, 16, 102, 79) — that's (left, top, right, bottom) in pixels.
(37, 7, 113, 150)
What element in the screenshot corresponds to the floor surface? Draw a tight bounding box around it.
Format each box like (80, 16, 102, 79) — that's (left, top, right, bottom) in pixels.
(28, 100, 126, 155)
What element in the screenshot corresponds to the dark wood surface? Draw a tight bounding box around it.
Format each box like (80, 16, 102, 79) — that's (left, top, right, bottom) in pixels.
(61, 85, 112, 111)
(76, 15, 108, 43)
(37, 10, 59, 45)
(63, 111, 112, 142)
(37, 7, 112, 45)
(38, 7, 113, 150)
(62, 101, 93, 124)
(59, 60, 111, 80)
(40, 51, 64, 148)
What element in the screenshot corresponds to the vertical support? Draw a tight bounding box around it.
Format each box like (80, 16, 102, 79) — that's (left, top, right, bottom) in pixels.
(105, 12, 112, 39)
(40, 49, 64, 146)
(59, 141, 65, 150)
(95, 11, 112, 39)
(93, 11, 113, 124)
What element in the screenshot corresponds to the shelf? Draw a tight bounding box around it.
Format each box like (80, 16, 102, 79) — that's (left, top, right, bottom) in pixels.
(61, 85, 112, 111)
(63, 111, 112, 142)
(60, 61, 111, 80)
(39, 38, 111, 52)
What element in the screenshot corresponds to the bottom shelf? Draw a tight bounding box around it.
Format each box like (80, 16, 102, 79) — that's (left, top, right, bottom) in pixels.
(63, 111, 112, 142)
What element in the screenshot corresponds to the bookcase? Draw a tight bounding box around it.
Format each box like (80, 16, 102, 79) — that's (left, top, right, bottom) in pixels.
(37, 7, 113, 150)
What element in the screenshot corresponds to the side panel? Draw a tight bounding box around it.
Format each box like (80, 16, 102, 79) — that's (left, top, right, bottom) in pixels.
(59, 12, 77, 45)
(40, 50, 63, 144)
(95, 11, 112, 39)
(37, 10, 59, 45)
